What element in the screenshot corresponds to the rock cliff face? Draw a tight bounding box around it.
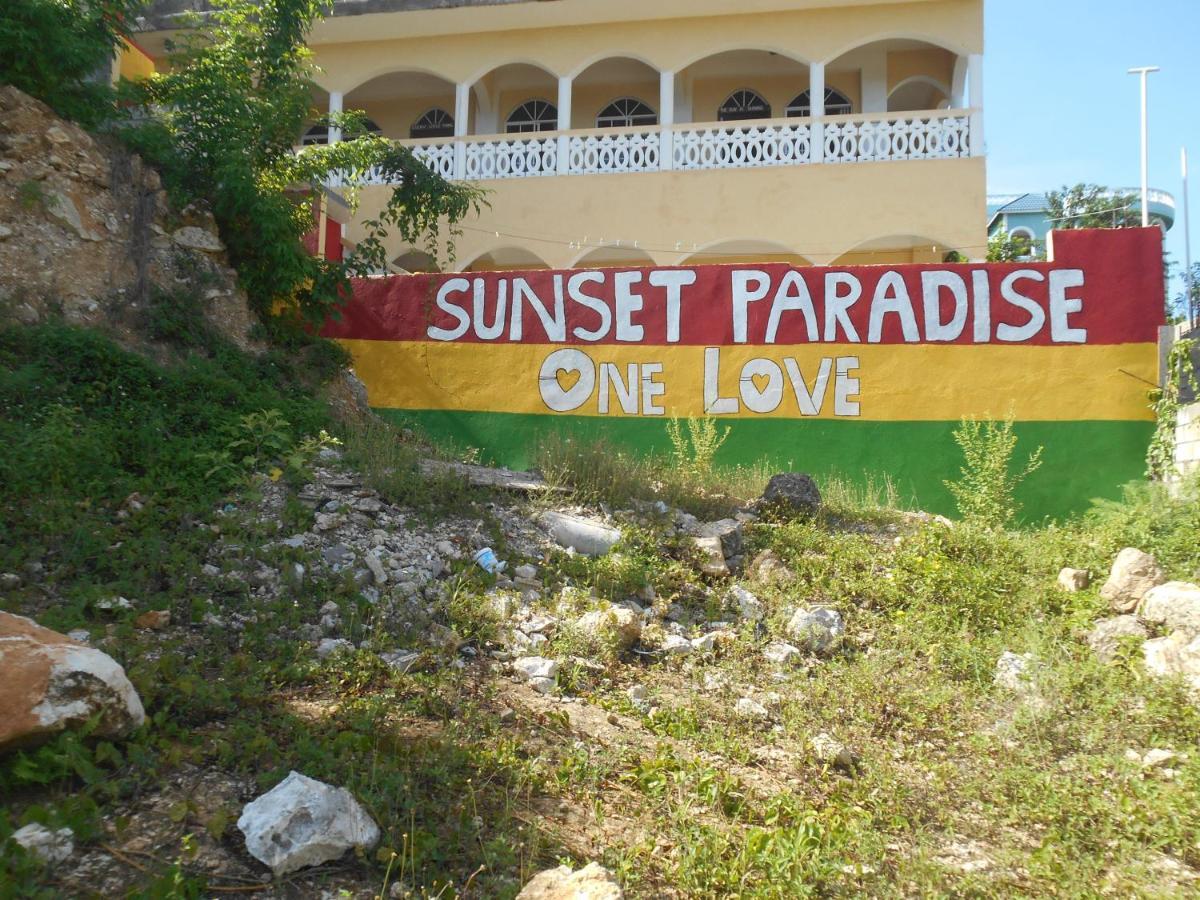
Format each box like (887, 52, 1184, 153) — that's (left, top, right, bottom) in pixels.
(0, 85, 256, 350)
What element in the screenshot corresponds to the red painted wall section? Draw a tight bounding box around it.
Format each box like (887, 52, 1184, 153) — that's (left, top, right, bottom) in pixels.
(323, 228, 1165, 347)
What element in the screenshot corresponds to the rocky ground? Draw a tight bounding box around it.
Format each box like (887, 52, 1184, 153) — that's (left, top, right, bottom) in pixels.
(5, 441, 1200, 897)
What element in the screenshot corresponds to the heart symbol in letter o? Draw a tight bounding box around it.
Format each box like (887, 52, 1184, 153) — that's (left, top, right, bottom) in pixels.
(556, 368, 581, 393)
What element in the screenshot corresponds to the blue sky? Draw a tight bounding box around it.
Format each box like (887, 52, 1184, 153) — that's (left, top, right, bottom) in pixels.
(986, 0, 1198, 299)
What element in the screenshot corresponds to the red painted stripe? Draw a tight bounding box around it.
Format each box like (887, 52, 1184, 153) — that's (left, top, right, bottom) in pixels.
(322, 228, 1164, 347)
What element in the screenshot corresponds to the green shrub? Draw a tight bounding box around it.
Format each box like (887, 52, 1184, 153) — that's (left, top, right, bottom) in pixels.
(943, 415, 1043, 528)
(0, 0, 141, 127)
(118, 0, 484, 324)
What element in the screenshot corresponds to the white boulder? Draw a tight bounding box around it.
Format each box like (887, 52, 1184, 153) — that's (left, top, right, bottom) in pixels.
(516, 861, 623, 899)
(0, 612, 144, 751)
(11, 823, 74, 864)
(1100, 548, 1165, 613)
(786, 606, 844, 654)
(1138, 582, 1200, 639)
(237, 771, 379, 875)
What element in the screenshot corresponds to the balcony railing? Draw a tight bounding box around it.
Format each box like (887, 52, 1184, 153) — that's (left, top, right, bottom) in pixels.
(354, 108, 976, 185)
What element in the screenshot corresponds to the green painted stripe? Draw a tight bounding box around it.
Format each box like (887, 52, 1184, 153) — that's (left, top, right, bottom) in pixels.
(377, 408, 1152, 522)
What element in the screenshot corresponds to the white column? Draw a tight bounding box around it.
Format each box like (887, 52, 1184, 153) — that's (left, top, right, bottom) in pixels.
(556, 75, 573, 175)
(453, 82, 469, 179)
(861, 48, 888, 114)
(968, 53, 984, 157)
(808, 63, 825, 164)
(327, 91, 343, 144)
(659, 70, 675, 171)
(951, 57, 968, 108)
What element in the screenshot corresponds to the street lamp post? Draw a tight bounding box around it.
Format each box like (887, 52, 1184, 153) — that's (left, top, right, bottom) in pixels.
(1128, 66, 1160, 227)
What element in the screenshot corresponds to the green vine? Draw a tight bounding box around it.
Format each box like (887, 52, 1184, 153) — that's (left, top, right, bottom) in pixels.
(1147, 338, 1198, 480)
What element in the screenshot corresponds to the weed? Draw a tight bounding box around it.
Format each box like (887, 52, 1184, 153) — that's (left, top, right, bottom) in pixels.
(944, 415, 1044, 528)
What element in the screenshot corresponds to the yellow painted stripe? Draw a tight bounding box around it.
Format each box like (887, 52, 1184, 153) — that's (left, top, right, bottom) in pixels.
(338, 339, 1157, 422)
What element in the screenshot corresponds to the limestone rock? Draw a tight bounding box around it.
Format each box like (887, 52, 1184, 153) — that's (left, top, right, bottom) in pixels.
(692, 536, 728, 576)
(315, 637, 353, 659)
(540, 512, 621, 556)
(729, 585, 764, 621)
(514, 656, 559, 681)
(810, 732, 856, 771)
(994, 651, 1036, 692)
(516, 861, 623, 899)
(1100, 548, 1165, 613)
(1138, 582, 1200, 639)
(661, 634, 693, 656)
(786, 606, 844, 654)
(171, 225, 225, 252)
(763, 641, 802, 666)
(11, 823, 74, 864)
(1086, 616, 1149, 664)
(573, 605, 642, 653)
(1142, 632, 1200, 690)
(379, 649, 420, 673)
(237, 771, 379, 875)
(761, 472, 822, 515)
(735, 697, 770, 720)
(1057, 568, 1090, 592)
(746, 549, 791, 584)
(698, 519, 743, 559)
(0, 612, 144, 751)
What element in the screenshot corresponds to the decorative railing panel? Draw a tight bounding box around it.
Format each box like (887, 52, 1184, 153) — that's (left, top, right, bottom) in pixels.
(464, 137, 557, 179)
(410, 142, 456, 179)
(350, 111, 975, 185)
(672, 121, 812, 171)
(823, 115, 970, 164)
(566, 130, 660, 174)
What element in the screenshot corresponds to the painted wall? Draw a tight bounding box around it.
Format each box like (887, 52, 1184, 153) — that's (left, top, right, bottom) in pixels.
(323, 228, 1166, 520)
(344, 155, 986, 270)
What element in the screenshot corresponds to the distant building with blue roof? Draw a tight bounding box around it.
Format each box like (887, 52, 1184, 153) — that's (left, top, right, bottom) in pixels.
(987, 189, 1175, 255)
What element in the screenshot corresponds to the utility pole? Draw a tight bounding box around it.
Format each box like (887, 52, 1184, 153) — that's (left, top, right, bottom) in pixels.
(1128, 66, 1160, 227)
(1185, 147, 1195, 328)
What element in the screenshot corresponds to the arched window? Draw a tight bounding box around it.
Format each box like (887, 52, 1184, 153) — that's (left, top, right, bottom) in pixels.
(718, 89, 771, 122)
(786, 88, 853, 117)
(595, 97, 657, 129)
(303, 118, 382, 144)
(301, 124, 328, 146)
(506, 99, 557, 134)
(410, 108, 454, 139)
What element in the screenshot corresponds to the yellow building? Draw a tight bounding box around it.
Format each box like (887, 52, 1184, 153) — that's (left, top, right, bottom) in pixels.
(138, 0, 986, 271)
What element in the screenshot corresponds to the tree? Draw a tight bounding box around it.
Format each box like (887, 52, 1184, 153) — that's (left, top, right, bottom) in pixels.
(0, 0, 143, 127)
(1045, 183, 1139, 230)
(120, 0, 484, 325)
(1172, 263, 1200, 326)
(986, 230, 1044, 262)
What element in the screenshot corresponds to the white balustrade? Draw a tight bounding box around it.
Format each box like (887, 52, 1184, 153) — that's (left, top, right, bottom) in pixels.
(823, 114, 971, 164)
(672, 121, 812, 171)
(566, 130, 660, 174)
(343, 111, 974, 186)
(464, 137, 558, 179)
(410, 142, 456, 179)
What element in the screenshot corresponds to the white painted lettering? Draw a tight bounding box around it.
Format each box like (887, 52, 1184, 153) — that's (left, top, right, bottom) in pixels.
(614, 271, 645, 342)
(567, 271, 610, 342)
(703, 347, 739, 414)
(649, 269, 697, 343)
(427, 277, 470, 341)
(868, 271, 920, 343)
(766, 271, 818, 343)
(1048, 269, 1087, 343)
(997, 270, 1047, 342)
(835, 357, 861, 416)
(824, 273, 862, 342)
(731, 270, 771, 343)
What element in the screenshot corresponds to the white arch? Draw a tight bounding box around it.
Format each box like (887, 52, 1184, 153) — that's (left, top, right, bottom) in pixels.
(568, 244, 659, 268)
(459, 245, 552, 271)
(674, 45, 813, 73)
(829, 233, 963, 263)
(821, 32, 970, 66)
(337, 65, 457, 98)
(566, 52, 662, 81)
(464, 59, 561, 90)
(888, 74, 951, 100)
(681, 238, 812, 265)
